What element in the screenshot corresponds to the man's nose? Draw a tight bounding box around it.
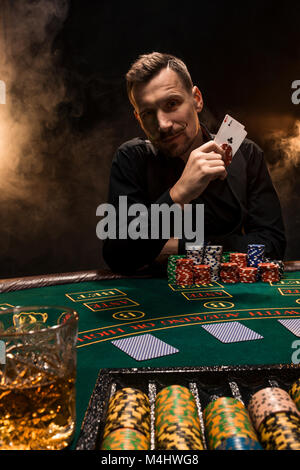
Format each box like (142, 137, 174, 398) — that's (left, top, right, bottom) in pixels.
(156, 110, 172, 133)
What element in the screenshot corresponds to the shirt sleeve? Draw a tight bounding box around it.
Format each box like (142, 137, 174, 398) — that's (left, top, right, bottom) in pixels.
(102, 144, 178, 273)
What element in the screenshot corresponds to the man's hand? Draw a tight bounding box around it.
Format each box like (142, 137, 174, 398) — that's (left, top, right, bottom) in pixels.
(169, 140, 227, 205)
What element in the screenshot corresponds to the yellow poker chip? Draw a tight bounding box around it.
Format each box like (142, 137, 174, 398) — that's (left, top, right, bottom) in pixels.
(155, 385, 200, 438)
(103, 387, 151, 439)
(289, 378, 300, 411)
(258, 411, 300, 450)
(155, 423, 204, 450)
(108, 388, 150, 409)
(101, 428, 150, 450)
(204, 397, 258, 449)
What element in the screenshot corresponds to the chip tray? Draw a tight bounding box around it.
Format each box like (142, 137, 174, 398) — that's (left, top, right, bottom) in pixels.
(75, 363, 300, 450)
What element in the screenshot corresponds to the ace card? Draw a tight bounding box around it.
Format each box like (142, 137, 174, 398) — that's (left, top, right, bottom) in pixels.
(214, 114, 247, 158)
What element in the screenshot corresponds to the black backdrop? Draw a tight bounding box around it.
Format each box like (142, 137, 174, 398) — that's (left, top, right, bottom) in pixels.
(0, 0, 299, 277)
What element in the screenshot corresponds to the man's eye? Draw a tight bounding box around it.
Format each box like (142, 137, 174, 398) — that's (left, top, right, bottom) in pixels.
(140, 110, 153, 119)
(166, 100, 178, 109)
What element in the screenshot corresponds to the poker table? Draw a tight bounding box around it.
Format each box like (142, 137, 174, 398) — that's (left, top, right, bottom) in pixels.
(1, 261, 300, 449)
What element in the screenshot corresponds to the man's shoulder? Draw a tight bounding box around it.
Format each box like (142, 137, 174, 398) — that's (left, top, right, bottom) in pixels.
(117, 137, 157, 157)
(239, 137, 263, 159)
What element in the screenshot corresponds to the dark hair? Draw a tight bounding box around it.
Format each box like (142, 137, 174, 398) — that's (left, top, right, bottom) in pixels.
(126, 52, 193, 104)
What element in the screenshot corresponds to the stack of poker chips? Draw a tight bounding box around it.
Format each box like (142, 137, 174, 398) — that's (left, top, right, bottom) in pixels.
(239, 267, 258, 283)
(265, 259, 284, 279)
(100, 387, 150, 450)
(229, 252, 247, 269)
(257, 263, 280, 283)
(167, 244, 284, 286)
(222, 251, 232, 263)
(289, 378, 300, 412)
(186, 244, 204, 265)
(203, 245, 223, 281)
(193, 265, 211, 284)
(167, 255, 186, 284)
(155, 385, 204, 450)
(203, 396, 262, 450)
(219, 263, 239, 283)
(247, 387, 300, 450)
(247, 244, 265, 268)
(175, 258, 194, 286)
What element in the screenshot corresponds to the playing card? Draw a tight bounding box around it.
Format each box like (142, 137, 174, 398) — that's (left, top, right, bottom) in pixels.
(111, 334, 179, 361)
(0, 80, 5, 105)
(214, 114, 247, 157)
(201, 321, 263, 343)
(278, 319, 300, 337)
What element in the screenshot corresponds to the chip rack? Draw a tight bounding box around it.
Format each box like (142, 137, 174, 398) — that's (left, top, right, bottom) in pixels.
(75, 364, 300, 450)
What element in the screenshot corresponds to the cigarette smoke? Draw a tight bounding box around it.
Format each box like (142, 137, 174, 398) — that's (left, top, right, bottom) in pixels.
(259, 116, 300, 201)
(254, 113, 300, 261)
(0, 0, 121, 275)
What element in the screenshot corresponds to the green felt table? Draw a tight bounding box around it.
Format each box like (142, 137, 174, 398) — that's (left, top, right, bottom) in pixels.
(1, 269, 300, 447)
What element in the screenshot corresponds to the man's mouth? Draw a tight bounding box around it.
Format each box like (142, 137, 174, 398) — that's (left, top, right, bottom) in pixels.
(160, 131, 184, 143)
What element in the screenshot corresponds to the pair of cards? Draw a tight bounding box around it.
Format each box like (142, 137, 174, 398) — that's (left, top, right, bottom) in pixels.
(111, 321, 263, 361)
(111, 319, 300, 362)
(214, 114, 247, 165)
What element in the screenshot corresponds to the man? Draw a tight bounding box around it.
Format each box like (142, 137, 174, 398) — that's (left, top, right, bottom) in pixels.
(102, 52, 286, 274)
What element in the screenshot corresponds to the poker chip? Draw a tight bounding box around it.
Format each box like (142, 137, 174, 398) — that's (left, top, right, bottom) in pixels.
(221, 143, 233, 167)
(193, 264, 211, 284)
(257, 263, 280, 283)
(103, 387, 151, 440)
(167, 244, 284, 288)
(289, 378, 300, 411)
(220, 263, 239, 283)
(215, 436, 263, 450)
(186, 245, 204, 265)
(175, 258, 194, 286)
(264, 258, 285, 279)
(101, 427, 149, 450)
(222, 251, 233, 263)
(203, 245, 223, 281)
(257, 411, 300, 450)
(167, 255, 185, 284)
(155, 385, 204, 450)
(204, 396, 259, 450)
(247, 386, 300, 431)
(239, 267, 258, 283)
(247, 244, 265, 268)
(229, 252, 247, 268)
(155, 422, 204, 450)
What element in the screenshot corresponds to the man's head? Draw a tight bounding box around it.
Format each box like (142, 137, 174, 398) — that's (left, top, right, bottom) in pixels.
(126, 52, 204, 159)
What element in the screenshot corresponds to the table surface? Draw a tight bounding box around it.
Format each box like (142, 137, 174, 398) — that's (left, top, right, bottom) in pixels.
(1, 270, 300, 447)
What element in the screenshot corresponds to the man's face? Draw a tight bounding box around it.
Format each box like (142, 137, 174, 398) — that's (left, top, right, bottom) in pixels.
(131, 68, 203, 159)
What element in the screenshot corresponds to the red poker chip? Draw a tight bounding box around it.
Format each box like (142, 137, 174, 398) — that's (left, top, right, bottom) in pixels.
(221, 262, 238, 269)
(257, 262, 277, 270)
(221, 143, 233, 167)
(229, 253, 247, 268)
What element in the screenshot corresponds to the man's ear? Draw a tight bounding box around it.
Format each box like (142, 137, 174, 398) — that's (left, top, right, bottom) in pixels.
(134, 109, 145, 131)
(134, 109, 140, 122)
(192, 86, 204, 113)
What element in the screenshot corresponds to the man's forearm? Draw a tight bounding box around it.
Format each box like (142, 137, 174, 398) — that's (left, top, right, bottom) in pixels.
(154, 237, 179, 264)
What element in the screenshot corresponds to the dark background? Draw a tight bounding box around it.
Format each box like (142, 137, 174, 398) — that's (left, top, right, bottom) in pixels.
(0, 0, 299, 278)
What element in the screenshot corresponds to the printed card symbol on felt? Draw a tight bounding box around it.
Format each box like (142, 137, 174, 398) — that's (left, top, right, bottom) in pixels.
(201, 321, 263, 343)
(278, 319, 300, 337)
(111, 334, 179, 361)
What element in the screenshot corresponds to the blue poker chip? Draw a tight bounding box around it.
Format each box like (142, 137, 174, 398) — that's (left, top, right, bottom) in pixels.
(215, 436, 263, 450)
(247, 244, 265, 268)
